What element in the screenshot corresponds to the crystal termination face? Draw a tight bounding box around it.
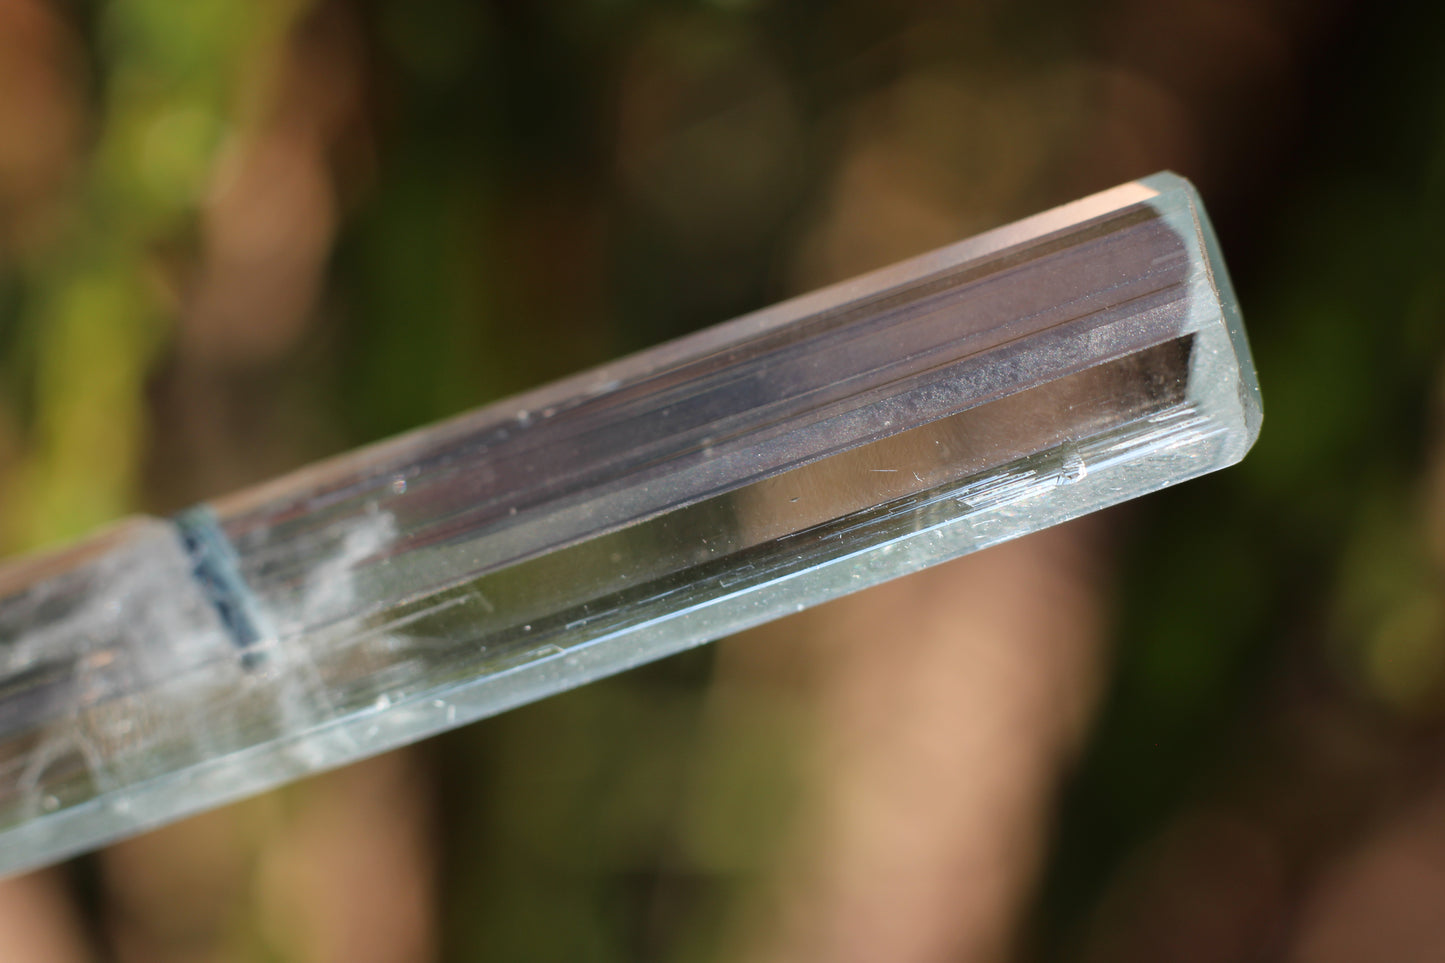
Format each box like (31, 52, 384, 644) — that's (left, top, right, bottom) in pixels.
(0, 172, 1260, 876)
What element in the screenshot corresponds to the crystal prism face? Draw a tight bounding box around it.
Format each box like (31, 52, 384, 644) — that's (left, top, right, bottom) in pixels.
(0, 172, 1259, 875)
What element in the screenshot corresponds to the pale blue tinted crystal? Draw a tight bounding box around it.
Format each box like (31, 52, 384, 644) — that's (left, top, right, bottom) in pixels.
(0, 173, 1259, 875)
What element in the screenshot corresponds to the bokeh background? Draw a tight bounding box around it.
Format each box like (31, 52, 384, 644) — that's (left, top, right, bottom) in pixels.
(1, 0, 1443, 960)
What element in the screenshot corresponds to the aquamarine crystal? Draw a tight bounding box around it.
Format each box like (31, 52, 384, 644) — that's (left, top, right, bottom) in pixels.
(0, 173, 1259, 875)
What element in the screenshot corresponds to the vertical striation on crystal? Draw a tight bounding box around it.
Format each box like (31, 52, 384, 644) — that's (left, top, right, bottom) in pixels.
(0, 172, 1259, 875)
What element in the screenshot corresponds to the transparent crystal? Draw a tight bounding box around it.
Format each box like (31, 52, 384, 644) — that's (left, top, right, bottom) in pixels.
(0, 172, 1259, 875)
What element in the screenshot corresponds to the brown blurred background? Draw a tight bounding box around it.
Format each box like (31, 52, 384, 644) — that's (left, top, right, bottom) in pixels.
(1, 0, 1443, 960)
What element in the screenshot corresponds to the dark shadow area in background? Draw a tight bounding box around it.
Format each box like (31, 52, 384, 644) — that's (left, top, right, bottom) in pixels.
(1037, 1, 1445, 959)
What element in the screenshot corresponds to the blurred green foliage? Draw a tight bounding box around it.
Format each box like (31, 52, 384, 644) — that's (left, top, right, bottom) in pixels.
(3, 0, 303, 548)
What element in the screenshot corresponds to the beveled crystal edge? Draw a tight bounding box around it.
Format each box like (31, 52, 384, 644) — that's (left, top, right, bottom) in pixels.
(1139, 171, 1263, 460)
